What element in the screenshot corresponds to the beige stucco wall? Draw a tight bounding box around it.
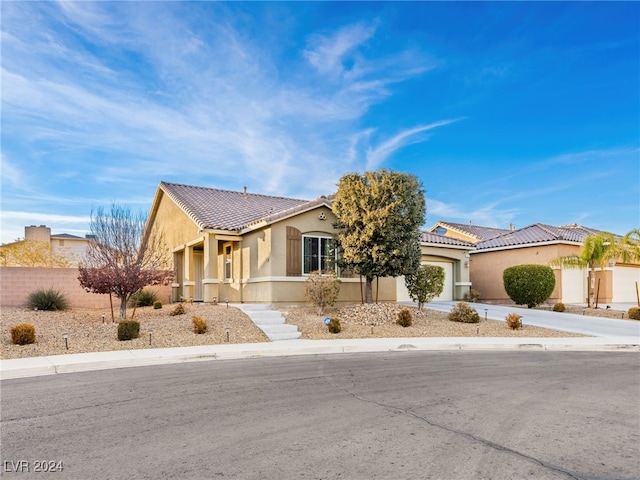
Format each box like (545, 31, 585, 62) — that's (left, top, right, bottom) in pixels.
(152, 192, 202, 248)
(0, 267, 171, 309)
(469, 243, 581, 303)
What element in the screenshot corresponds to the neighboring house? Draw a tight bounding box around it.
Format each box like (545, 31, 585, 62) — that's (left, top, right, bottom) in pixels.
(396, 232, 475, 302)
(429, 221, 511, 244)
(445, 222, 639, 305)
(0, 225, 90, 267)
(144, 181, 473, 305)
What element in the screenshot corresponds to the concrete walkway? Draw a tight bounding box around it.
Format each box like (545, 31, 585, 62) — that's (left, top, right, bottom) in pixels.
(2, 302, 638, 380)
(421, 301, 640, 338)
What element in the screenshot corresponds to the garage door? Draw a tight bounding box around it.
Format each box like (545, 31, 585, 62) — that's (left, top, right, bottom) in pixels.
(613, 265, 640, 303)
(396, 262, 453, 303)
(561, 268, 587, 304)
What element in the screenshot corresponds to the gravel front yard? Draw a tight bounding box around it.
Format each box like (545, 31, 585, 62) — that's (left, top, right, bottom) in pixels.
(1, 302, 588, 360)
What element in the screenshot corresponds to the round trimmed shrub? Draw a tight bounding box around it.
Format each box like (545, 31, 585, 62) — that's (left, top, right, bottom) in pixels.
(396, 308, 413, 327)
(327, 317, 342, 334)
(628, 307, 640, 320)
(553, 303, 566, 312)
(153, 301, 163, 310)
(11, 323, 36, 345)
(448, 302, 481, 323)
(117, 320, 140, 341)
(503, 264, 555, 308)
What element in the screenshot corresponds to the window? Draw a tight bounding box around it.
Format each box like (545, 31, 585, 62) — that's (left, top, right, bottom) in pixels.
(59, 239, 65, 246)
(303, 236, 336, 274)
(224, 244, 232, 280)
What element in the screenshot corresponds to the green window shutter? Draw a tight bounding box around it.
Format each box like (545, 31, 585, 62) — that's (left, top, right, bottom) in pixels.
(286, 226, 302, 276)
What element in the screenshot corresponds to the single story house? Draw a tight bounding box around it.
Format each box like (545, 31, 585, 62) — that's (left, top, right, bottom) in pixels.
(429, 222, 639, 305)
(144, 181, 473, 305)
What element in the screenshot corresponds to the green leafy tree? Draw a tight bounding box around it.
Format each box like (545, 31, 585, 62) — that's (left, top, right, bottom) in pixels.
(405, 264, 445, 311)
(332, 169, 426, 303)
(550, 230, 639, 307)
(78, 204, 173, 319)
(503, 264, 555, 308)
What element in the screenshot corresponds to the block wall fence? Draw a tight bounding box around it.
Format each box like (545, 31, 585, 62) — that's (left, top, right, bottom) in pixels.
(0, 267, 172, 309)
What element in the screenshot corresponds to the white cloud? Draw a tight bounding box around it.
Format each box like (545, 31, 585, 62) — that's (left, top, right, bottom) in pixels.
(304, 21, 378, 77)
(366, 119, 462, 170)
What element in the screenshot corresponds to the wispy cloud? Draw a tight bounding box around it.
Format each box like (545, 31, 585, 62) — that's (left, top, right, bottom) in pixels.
(366, 119, 463, 170)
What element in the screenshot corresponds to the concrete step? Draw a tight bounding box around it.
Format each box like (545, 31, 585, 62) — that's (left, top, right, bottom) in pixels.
(267, 331, 303, 341)
(233, 303, 301, 341)
(259, 324, 299, 334)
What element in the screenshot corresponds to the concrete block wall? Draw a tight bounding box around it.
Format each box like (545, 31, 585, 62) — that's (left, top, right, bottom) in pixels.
(0, 267, 172, 309)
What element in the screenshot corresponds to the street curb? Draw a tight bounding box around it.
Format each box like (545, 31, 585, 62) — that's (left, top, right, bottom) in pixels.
(1, 339, 638, 380)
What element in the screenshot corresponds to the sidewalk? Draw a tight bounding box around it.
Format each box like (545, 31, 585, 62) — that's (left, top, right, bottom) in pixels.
(2, 303, 638, 380)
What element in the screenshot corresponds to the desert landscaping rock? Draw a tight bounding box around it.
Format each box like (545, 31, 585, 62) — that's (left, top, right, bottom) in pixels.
(1, 302, 585, 360)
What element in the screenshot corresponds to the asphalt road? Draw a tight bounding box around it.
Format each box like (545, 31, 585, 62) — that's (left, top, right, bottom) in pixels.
(1, 351, 639, 480)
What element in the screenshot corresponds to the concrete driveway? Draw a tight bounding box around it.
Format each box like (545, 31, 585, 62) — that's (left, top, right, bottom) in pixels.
(411, 301, 640, 339)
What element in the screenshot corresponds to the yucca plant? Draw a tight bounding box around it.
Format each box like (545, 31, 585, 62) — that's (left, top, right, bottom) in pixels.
(27, 288, 69, 311)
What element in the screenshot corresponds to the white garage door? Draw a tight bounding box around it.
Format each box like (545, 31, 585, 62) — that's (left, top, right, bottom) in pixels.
(613, 265, 640, 303)
(396, 262, 454, 303)
(561, 268, 587, 304)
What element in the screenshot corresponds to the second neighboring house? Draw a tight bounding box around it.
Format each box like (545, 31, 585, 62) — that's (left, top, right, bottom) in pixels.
(0, 225, 90, 267)
(145, 181, 474, 305)
(431, 221, 639, 305)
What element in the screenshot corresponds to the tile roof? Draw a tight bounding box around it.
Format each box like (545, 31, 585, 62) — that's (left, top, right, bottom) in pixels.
(159, 181, 318, 231)
(432, 221, 510, 241)
(51, 233, 84, 240)
(475, 223, 612, 250)
(420, 231, 475, 248)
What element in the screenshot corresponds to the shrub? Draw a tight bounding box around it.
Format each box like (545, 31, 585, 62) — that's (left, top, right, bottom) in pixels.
(11, 323, 36, 345)
(448, 302, 481, 323)
(27, 288, 69, 311)
(404, 264, 445, 311)
(505, 313, 522, 330)
(117, 320, 140, 341)
(153, 301, 163, 310)
(553, 302, 566, 312)
(396, 308, 413, 327)
(463, 289, 482, 303)
(192, 316, 208, 334)
(169, 303, 186, 316)
(628, 307, 640, 320)
(129, 289, 159, 307)
(327, 317, 342, 334)
(503, 264, 556, 308)
(304, 271, 341, 314)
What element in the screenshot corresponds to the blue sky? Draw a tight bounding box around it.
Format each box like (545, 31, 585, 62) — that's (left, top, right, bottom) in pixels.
(1, 1, 638, 244)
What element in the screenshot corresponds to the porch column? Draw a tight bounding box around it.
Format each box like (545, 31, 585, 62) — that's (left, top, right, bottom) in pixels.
(182, 244, 195, 301)
(203, 235, 220, 303)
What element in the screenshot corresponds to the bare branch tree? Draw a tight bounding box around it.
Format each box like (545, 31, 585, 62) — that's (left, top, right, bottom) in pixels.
(78, 204, 173, 319)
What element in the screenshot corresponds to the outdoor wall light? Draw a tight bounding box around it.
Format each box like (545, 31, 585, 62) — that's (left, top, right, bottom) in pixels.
(62, 333, 69, 350)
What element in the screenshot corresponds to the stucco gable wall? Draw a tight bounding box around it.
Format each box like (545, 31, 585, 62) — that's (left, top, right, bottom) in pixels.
(269, 206, 337, 277)
(152, 193, 202, 249)
(470, 244, 580, 302)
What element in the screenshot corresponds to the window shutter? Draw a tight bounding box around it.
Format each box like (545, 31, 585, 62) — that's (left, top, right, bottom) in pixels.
(286, 226, 302, 276)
